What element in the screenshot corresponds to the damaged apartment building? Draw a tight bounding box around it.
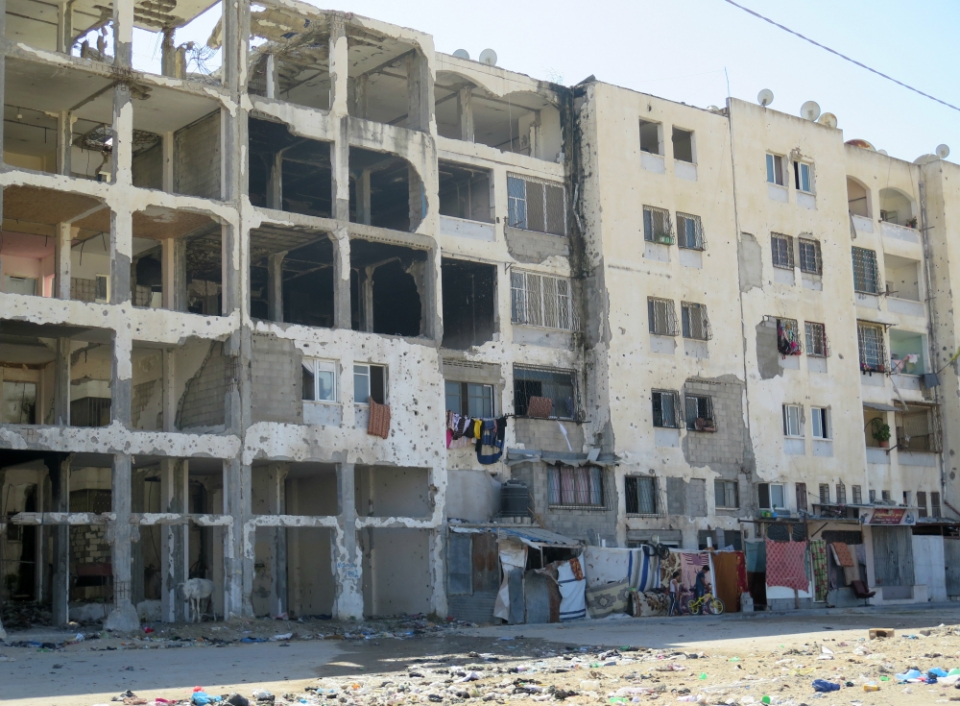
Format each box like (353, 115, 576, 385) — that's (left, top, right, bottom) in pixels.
(1, 2, 960, 632)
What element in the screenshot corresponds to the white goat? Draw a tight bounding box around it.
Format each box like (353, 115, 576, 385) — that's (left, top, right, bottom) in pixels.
(179, 578, 215, 623)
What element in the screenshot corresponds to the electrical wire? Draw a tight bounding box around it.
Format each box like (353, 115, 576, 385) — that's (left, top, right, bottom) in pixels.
(720, 0, 960, 114)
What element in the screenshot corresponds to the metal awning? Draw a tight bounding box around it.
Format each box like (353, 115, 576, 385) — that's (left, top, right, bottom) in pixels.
(863, 401, 900, 412)
(505, 449, 620, 467)
(449, 523, 582, 548)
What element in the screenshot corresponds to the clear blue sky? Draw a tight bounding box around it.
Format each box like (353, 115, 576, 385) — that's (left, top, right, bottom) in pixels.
(315, 0, 959, 162)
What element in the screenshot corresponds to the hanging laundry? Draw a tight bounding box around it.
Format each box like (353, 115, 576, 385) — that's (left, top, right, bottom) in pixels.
(476, 416, 506, 464)
(777, 319, 802, 356)
(831, 542, 855, 567)
(810, 540, 829, 602)
(765, 539, 808, 591)
(367, 399, 391, 439)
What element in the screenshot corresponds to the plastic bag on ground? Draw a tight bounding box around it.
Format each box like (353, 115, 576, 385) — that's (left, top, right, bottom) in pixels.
(811, 679, 840, 692)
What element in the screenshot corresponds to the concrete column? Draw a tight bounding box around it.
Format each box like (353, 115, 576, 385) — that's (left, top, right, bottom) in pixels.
(161, 28, 176, 77)
(111, 84, 133, 185)
(110, 206, 133, 305)
(408, 165, 424, 231)
(104, 453, 140, 631)
(266, 152, 283, 210)
(57, 0, 73, 53)
(328, 18, 348, 115)
(161, 131, 174, 193)
(361, 267, 375, 333)
(332, 232, 351, 329)
(405, 52, 434, 133)
(131, 470, 145, 605)
(55, 222, 72, 300)
(161, 237, 186, 311)
(54, 338, 70, 425)
(223, 459, 253, 618)
(161, 348, 176, 432)
(265, 463, 288, 617)
(267, 251, 286, 322)
(111, 326, 132, 427)
(333, 463, 362, 619)
(112, 0, 133, 68)
(265, 53, 279, 100)
(329, 19, 350, 224)
(221, 222, 242, 317)
(57, 111, 73, 176)
(50, 455, 71, 626)
(457, 87, 474, 142)
(160, 458, 188, 622)
(356, 170, 372, 225)
(355, 75, 368, 119)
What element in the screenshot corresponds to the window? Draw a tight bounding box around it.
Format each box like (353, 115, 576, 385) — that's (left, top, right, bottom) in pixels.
(805, 322, 827, 357)
(353, 364, 386, 405)
(852, 485, 862, 504)
(819, 483, 830, 504)
(837, 483, 847, 505)
(681, 302, 709, 340)
(626, 476, 658, 515)
(652, 390, 680, 428)
(510, 270, 573, 330)
(811, 407, 829, 439)
(514, 366, 576, 419)
(648, 297, 679, 336)
(917, 491, 928, 518)
(798, 238, 822, 274)
(302, 359, 338, 403)
(852, 247, 880, 294)
(932, 491, 942, 518)
(766, 153, 785, 186)
(95, 274, 110, 303)
(771, 233, 794, 269)
(903, 491, 911, 506)
(777, 318, 802, 355)
(758, 482, 785, 509)
(869, 489, 877, 503)
(881, 490, 891, 502)
(715, 479, 738, 509)
(643, 206, 674, 244)
(796, 482, 808, 512)
(639, 120, 662, 154)
(672, 127, 694, 163)
(685, 394, 714, 431)
(794, 161, 813, 193)
(507, 175, 566, 235)
(782, 404, 803, 437)
(676, 213, 704, 250)
(548, 465, 604, 507)
(445, 382, 494, 418)
(858, 323, 886, 373)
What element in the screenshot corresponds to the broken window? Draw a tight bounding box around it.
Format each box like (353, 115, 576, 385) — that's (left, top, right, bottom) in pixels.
(766, 153, 784, 185)
(249, 118, 332, 218)
(302, 359, 337, 403)
(513, 366, 576, 419)
(250, 228, 335, 327)
(648, 298, 678, 336)
(351, 147, 424, 231)
(857, 322, 886, 373)
(350, 239, 428, 337)
(805, 322, 827, 357)
(438, 162, 492, 222)
(625, 476, 659, 515)
(445, 381, 494, 418)
(798, 238, 821, 274)
(442, 259, 497, 349)
(652, 390, 680, 428)
(932, 492, 942, 518)
(714, 480, 738, 509)
(758, 482, 785, 510)
(782, 404, 803, 437)
(639, 120, 661, 155)
(896, 406, 940, 452)
(852, 247, 880, 294)
(677, 213, 704, 250)
(917, 491, 928, 517)
(643, 206, 673, 244)
(771, 233, 794, 269)
(681, 302, 709, 340)
(353, 364, 386, 405)
(685, 394, 714, 431)
(819, 483, 830, 505)
(1, 381, 37, 423)
(796, 482, 808, 512)
(547, 465, 604, 507)
(510, 270, 572, 330)
(507, 175, 566, 235)
(811, 407, 829, 439)
(672, 127, 694, 163)
(793, 161, 813, 193)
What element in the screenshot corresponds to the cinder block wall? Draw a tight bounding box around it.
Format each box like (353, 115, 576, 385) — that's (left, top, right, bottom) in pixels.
(250, 335, 302, 424)
(175, 111, 221, 199)
(132, 142, 162, 190)
(178, 342, 231, 428)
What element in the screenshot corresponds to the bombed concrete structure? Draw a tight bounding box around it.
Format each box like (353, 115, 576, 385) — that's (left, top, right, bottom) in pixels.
(2, 3, 960, 632)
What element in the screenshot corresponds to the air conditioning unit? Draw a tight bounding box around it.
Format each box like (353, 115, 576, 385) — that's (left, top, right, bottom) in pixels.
(95, 274, 110, 303)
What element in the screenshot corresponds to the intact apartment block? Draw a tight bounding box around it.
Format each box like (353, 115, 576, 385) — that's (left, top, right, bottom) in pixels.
(1, 2, 959, 632)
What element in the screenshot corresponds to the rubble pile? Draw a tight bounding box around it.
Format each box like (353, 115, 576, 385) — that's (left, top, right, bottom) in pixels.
(0, 601, 52, 630)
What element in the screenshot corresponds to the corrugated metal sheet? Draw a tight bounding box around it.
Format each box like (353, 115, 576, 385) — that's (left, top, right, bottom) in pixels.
(450, 524, 581, 547)
(448, 591, 497, 623)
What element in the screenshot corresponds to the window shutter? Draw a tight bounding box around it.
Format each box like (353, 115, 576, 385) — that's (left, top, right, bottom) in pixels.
(527, 181, 545, 232)
(758, 483, 770, 510)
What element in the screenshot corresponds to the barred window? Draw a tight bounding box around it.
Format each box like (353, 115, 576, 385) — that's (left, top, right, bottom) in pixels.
(507, 175, 566, 235)
(932, 492, 942, 518)
(685, 394, 714, 431)
(652, 389, 680, 428)
(513, 366, 576, 419)
(625, 476, 658, 515)
(798, 238, 822, 274)
(511, 271, 573, 330)
(682, 302, 710, 340)
(796, 482, 808, 512)
(852, 247, 880, 294)
(857, 322, 886, 372)
(837, 482, 847, 505)
(677, 213, 704, 250)
(805, 322, 827, 357)
(772, 233, 794, 269)
(715, 479, 739, 509)
(643, 206, 674, 244)
(548, 465, 604, 507)
(648, 297, 679, 336)
(852, 485, 862, 504)
(917, 491, 928, 518)
(896, 407, 940, 452)
(819, 483, 830, 504)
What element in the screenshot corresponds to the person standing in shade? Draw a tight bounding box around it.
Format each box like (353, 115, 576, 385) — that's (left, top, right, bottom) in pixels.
(668, 570, 682, 616)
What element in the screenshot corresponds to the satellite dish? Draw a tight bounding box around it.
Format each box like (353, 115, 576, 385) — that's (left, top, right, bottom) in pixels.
(877, 149, 888, 156)
(800, 101, 821, 121)
(452, 49, 470, 60)
(479, 48, 497, 66)
(818, 112, 837, 128)
(936, 144, 951, 159)
(757, 88, 774, 107)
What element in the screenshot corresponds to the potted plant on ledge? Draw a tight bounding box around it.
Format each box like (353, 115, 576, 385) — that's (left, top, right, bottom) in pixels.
(871, 418, 892, 448)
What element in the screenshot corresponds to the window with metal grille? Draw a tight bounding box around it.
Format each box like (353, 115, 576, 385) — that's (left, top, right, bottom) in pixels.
(805, 322, 827, 357)
(652, 389, 680, 428)
(547, 465, 604, 507)
(685, 394, 714, 431)
(677, 213, 704, 250)
(681, 302, 709, 340)
(917, 491, 928, 517)
(798, 238, 822, 274)
(714, 479, 738, 509)
(771, 233, 794, 269)
(445, 381, 494, 418)
(932, 492, 942, 518)
(811, 407, 829, 439)
(782, 404, 803, 437)
(513, 366, 576, 419)
(895, 407, 940, 452)
(643, 206, 674, 244)
(507, 175, 566, 235)
(648, 297, 679, 336)
(852, 485, 862, 504)
(796, 482, 808, 512)
(819, 483, 830, 504)
(511, 270, 573, 330)
(857, 322, 886, 372)
(837, 482, 847, 504)
(852, 247, 880, 294)
(625, 476, 658, 515)
(766, 153, 785, 185)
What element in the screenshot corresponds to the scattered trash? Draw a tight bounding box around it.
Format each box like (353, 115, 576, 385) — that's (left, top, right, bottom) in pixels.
(869, 628, 895, 640)
(812, 679, 840, 692)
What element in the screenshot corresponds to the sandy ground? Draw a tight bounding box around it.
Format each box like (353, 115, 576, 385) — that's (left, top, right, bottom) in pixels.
(4, 605, 960, 706)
